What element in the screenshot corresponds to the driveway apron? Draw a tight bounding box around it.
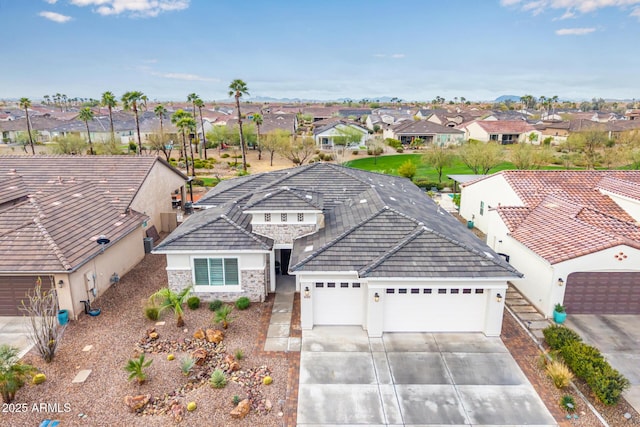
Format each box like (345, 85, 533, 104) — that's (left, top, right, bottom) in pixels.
(297, 326, 556, 426)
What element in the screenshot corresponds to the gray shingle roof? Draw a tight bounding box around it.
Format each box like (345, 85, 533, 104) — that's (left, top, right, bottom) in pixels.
(244, 187, 323, 211)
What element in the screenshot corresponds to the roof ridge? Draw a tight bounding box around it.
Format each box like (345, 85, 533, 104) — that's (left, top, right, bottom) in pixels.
(289, 206, 389, 271)
(29, 198, 73, 270)
(220, 206, 272, 250)
(359, 225, 425, 276)
(156, 204, 234, 247)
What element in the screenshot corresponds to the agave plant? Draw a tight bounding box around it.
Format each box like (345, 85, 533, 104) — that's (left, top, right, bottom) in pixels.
(124, 354, 152, 385)
(149, 286, 192, 327)
(180, 356, 195, 376)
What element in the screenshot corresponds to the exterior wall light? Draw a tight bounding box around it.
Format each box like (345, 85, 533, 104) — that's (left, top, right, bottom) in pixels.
(304, 286, 310, 299)
(496, 293, 503, 303)
(557, 278, 564, 287)
(374, 292, 380, 303)
(58, 280, 64, 288)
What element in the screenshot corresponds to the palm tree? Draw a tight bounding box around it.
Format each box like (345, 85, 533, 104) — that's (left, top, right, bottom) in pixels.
(171, 109, 197, 176)
(78, 107, 95, 155)
(101, 91, 117, 145)
(194, 98, 208, 159)
(214, 305, 234, 329)
(187, 93, 201, 155)
(124, 354, 152, 385)
(0, 344, 36, 403)
(18, 98, 35, 155)
(149, 286, 192, 327)
(252, 113, 263, 160)
(228, 79, 249, 172)
(154, 104, 168, 154)
(121, 91, 146, 155)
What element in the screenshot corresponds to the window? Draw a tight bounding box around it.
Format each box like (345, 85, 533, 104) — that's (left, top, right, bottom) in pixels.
(297, 213, 304, 222)
(327, 282, 335, 288)
(490, 134, 499, 141)
(475, 289, 484, 294)
(340, 282, 349, 288)
(264, 213, 271, 222)
(399, 288, 407, 294)
(194, 258, 239, 286)
(315, 282, 324, 288)
(480, 201, 484, 215)
(423, 288, 432, 294)
(438, 288, 446, 294)
(451, 289, 459, 294)
(281, 213, 288, 222)
(463, 289, 472, 294)
(386, 289, 395, 294)
(411, 288, 419, 294)
(352, 283, 361, 288)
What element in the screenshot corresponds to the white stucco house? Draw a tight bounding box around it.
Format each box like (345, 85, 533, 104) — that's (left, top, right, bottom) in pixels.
(462, 120, 540, 144)
(154, 163, 521, 337)
(313, 121, 369, 150)
(460, 170, 640, 317)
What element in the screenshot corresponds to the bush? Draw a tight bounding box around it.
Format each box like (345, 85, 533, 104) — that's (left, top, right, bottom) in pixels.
(180, 356, 195, 376)
(560, 395, 576, 413)
(235, 297, 250, 310)
(32, 373, 46, 385)
(209, 369, 227, 388)
(128, 141, 137, 152)
(560, 342, 606, 379)
(209, 300, 223, 311)
(191, 178, 204, 186)
(220, 153, 230, 158)
(187, 296, 200, 310)
(235, 349, 244, 360)
(144, 305, 160, 321)
(232, 395, 241, 405)
(546, 360, 573, 388)
(542, 325, 582, 350)
(589, 366, 630, 405)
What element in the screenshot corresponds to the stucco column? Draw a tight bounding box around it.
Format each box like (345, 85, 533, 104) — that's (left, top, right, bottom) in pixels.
(300, 283, 313, 330)
(367, 287, 383, 337)
(484, 287, 507, 336)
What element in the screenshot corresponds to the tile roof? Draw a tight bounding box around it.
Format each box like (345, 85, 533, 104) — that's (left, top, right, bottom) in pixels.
(470, 120, 535, 134)
(0, 182, 146, 273)
(244, 188, 323, 211)
(391, 120, 464, 135)
(0, 155, 186, 213)
(177, 163, 520, 279)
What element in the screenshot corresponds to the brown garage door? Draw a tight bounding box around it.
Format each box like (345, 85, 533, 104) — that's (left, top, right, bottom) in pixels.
(0, 276, 48, 316)
(565, 272, 640, 314)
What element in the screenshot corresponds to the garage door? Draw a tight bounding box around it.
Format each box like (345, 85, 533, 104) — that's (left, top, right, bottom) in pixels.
(565, 272, 640, 314)
(313, 281, 364, 325)
(383, 287, 487, 332)
(0, 276, 45, 316)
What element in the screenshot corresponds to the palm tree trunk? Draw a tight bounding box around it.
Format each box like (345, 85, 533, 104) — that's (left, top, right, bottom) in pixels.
(108, 106, 115, 145)
(181, 131, 187, 169)
(86, 121, 94, 155)
(25, 109, 35, 155)
(236, 97, 247, 172)
(199, 108, 207, 160)
(257, 125, 262, 160)
(177, 314, 184, 327)
(189, 135, 196, 177)
(134, 105, 142, 155)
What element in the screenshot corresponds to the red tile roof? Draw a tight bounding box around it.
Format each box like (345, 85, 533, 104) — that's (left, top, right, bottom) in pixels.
(471, 120, 535, 134)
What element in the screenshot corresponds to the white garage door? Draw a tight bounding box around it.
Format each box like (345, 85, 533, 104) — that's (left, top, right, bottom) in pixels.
(313, 281, 364, 325)
(383, 287, 487, 332)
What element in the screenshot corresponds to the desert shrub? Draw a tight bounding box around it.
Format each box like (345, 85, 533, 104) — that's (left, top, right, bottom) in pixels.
(144, 305, 160, 321)
(232, 395, 241, 405)
(560, 395, 576, 413)
(589, 366, 630, 406)
(209, 300, 223, 311)
(385, 138, 402, 150)
(191, 178, 204, 186)
(352, 150, 359, 155)
(560, 342, 606, 379)
(546, 360, 574, 388)
(234, 349, 244, 360)
(187, 296, 200, 310)
(220, 153, 230, 158)
(180, 356, 195, 376)
(209, 369, 227, 388)
(543, 325, 582, 350)
(128, 141, 137, 152)
(235, 297, 250, 310)
(32, 373, 46, 385)
(124, 354, 152, 384)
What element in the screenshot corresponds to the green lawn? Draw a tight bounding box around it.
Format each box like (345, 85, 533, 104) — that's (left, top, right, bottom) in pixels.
(343, 154, 514, 185)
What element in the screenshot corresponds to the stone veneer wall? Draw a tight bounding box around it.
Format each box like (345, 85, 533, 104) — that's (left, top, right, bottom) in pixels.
(253, 223, 316, 245)
(167, 269, 266, 302)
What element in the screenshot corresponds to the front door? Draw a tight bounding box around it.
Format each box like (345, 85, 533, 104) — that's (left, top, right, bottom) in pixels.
(280, 249, 291, 276)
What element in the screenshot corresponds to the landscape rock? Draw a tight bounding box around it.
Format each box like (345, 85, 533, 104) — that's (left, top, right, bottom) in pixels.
(193, 328, 205, 340)
(230, 399, 250, 419)
(206, 329, 224, 343)
(171, 402, 185, 422)
(191, 348, 207, 365)
(124, 394, 151, 412)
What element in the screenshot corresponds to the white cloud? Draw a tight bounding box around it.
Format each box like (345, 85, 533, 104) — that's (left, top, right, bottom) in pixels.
(44, 0, 59, 4)
(39, 11, 72, 23)
(374, 53, 405, 59)
(70, 0, 189, 17)
(504, 0, 640, 18)
(151, 72, 218, 82)
(391, 53, 406, 59)
(555, 27, 596, 35)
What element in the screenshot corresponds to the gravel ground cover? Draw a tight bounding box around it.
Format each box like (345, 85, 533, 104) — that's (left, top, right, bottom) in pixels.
(7, 254, 289, 426)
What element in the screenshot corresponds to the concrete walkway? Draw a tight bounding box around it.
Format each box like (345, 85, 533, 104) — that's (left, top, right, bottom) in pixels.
(263, 275, 301, 352)
(0, 316, 34, 358)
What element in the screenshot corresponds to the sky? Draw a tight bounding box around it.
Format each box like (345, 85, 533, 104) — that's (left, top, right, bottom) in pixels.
(0, 0, 639, 102)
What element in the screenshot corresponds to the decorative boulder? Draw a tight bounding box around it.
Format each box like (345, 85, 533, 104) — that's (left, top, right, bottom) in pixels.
(224, 354, 240, 372)
(124, 394, 151, 412)
(191, 348, 207, 366)
(193, 328, 205, 340)
(206, 329, 224, 344)
(230, 399, 250, 419)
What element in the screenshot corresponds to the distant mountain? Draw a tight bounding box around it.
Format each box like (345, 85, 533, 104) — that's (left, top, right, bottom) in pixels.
(495, 95, 521, 103)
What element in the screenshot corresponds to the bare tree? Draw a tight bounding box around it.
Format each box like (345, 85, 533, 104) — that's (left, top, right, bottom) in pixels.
(278, 136, 316, 165)
(20, 277, 66, 363)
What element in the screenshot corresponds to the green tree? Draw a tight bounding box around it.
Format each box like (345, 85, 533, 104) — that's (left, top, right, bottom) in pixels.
(101, 91, 117, 146)
(78, 107, 95, 155)
(397, 160, 417, 180)
(333, 125, 364, 160)
(262, 129, 290, 166)
(206, 125, 233, 155)
(458, 140, 504, 174)
(187, 93, 201, 155)
(149, 286, 192, 327)
(278, 136, 316, 165)
(0, 345, 36, 403)
(228, 79, 250, 172)
(19, 98, 35, 155)
(121, 91, 146, 155)
(252, 113, 263, 160)
(194, 98, 208, 159)
(154, 104, 170, 158)
(171, 109, 197, 176)
(422, 145, 454, 183)
(566, 130, 607, 169)
(52, 134, 88, 154)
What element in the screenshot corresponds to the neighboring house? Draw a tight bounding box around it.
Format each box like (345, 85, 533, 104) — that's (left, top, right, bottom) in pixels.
(388, 120, 464, 146)
(533, 121, 571, 144)
(427, 111, 475, 127)
(154, 163, 521, 337)
(227, 113, 298, 136)
(459, 170, 640, 318)
(367, 108, 413, 131)
(313, 120, 369, 149)
(625, 109, 640, 120)
(481, 111, 530, 122)
(462, 120, 539, 144)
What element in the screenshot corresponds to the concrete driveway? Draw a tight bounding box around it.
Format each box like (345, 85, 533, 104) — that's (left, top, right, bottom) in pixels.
(565, 315, 640, 413)
(0, 316, 34, 358)
(297, 326, 556, 426)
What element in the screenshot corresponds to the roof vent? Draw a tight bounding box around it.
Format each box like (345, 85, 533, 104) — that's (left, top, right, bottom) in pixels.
(264, 193, 272, 198)
(483, 251, 495, 259)
(304, 245, 313, 252)
(114, 221, 123, 226)
(72, 193, 82, 198)
(305, 194, 312, 200)
(51, 201, 62, 206)
(360, 199, 367, 204)
(389, 196, 396, 201)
